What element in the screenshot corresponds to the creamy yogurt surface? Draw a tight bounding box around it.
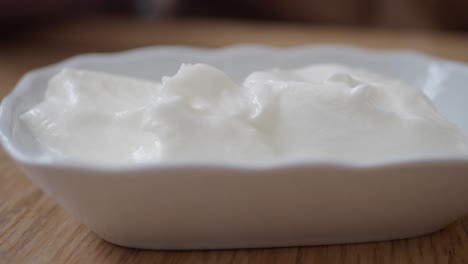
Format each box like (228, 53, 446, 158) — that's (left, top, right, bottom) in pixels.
(19, 64, 468, 164)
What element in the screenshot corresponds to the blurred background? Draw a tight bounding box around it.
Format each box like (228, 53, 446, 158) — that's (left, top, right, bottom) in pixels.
(1, 0, 468, 92)
(2, 0, 468, 36)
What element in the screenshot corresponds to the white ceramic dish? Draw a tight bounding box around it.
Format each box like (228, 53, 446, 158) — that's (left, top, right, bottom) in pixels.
(1, 45, 468, 249)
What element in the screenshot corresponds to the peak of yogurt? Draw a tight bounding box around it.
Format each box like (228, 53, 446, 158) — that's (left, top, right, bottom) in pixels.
(19, 64, 468, 164)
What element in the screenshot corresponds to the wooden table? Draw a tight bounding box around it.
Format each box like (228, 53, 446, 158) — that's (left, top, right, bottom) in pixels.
(1, 17, 467, 264)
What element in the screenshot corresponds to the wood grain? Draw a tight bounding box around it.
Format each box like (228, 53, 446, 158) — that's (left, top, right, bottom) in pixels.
(0, 17, 467, 264)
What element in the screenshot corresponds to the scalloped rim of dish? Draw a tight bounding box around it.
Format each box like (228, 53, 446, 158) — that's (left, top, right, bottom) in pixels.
(1, 44, 468, 170)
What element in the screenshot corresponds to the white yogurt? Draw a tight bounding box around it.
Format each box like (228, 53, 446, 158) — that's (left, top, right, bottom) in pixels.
(19, 64, 468, 164)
